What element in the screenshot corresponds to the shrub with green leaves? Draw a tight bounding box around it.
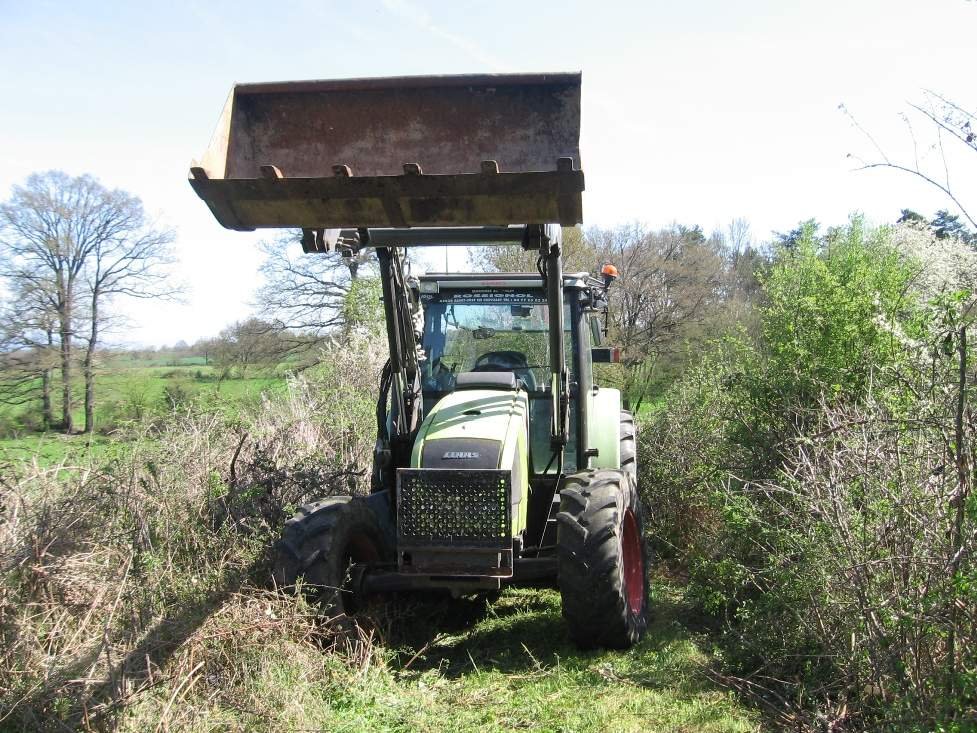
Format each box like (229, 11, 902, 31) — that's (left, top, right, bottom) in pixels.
(639, 216, 976, 728)
(759, 218, 919, 404)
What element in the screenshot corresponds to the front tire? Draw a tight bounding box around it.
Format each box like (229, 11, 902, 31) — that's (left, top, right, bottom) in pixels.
(556, 469, 649, 648)
(274, 497, 390, 617)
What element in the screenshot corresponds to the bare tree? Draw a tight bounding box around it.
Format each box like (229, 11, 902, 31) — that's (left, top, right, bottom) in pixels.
(469, 221, 728, 407)
(726, 217, 752, 254)
(590, 223, 722, 355)
(211, 318, 285, 386)
(0, 278, 59, 427)
(79, 203, 176, 432)
(588, 222, 724, 409)
(0, 171, 176, 433)
(708, 218, 767, 318)
(254, 232, 376, 347)
(843, 91, 976, 229)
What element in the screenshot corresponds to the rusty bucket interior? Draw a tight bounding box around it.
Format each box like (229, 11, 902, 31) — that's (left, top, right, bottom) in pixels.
(189, 73, 584, 231)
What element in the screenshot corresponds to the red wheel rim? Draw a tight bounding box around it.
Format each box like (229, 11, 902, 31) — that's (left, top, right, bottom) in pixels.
(622, 509, 645, 616)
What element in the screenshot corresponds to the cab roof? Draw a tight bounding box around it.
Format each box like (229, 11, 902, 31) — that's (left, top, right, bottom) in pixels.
(419, 272, 595, 290)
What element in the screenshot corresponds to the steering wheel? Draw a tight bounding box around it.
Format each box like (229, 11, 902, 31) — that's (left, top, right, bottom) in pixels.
(472, 351, 537, 391)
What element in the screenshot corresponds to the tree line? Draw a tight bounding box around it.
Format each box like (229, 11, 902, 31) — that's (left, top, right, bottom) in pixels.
(6, 171, 967, 439)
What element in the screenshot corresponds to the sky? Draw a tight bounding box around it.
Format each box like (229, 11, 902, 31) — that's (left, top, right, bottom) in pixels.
(0, 0, 974, 347)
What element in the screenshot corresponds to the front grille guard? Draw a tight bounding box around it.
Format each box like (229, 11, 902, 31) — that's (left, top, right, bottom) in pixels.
(396, 468, 512, 549)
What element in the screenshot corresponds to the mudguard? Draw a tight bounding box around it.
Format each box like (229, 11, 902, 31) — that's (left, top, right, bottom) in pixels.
(589, 387, 622, 470)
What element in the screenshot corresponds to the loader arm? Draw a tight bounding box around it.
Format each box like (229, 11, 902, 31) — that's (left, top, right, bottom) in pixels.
(372, 242, 423, 491)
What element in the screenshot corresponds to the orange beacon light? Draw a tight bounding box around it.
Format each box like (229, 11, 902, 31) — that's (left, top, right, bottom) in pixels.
(601, 263, 619, 289)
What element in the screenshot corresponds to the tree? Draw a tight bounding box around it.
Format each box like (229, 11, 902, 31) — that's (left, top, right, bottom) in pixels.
(79, 198, 176, 432)
(843, 91, 976, 230)
(705, 219, 768, 337)
(773, 219, 818, 249)
(0, 171, 176, 433)
(255, 232, 377, 344)
(192, 336, 218, 365)
(0, 278, 59, 428)
(211, 318, 285, 385)
(588, 222, 724, 408)
(930, 209, 976, 243)
(898, 207, 976, 244)
(340, 277, 384, 333)
(898, 208, 927, 225)
(470, 221, 736, 407)
(725, 217, 753, 255)
(467, 226, 596, 273)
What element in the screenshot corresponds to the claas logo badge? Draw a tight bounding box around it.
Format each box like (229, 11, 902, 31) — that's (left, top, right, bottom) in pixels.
(443, 451, 480, 459)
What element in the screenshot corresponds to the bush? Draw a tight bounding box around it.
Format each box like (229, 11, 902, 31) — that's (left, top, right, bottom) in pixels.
(639, 217, 977, 728)
(759, 218, 919, 406)
(638, 337, 754, 560)
(160, 380, 194, 410)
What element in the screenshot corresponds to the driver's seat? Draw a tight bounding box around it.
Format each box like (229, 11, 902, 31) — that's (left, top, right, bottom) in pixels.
(471, 350, 537, 391)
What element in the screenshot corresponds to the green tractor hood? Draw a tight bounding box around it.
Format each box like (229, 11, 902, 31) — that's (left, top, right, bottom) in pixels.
(410, 386, 530, 536)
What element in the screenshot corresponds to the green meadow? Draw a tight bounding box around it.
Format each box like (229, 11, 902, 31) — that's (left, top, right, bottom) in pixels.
(0, 353, 287, 466)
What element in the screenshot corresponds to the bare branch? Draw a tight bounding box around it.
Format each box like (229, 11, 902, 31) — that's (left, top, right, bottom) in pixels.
(843, 95, 977, 230)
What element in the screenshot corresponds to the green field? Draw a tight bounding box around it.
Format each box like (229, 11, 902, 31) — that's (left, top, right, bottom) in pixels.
(0, 354, 286, 464)
(0, 431, 112, 467)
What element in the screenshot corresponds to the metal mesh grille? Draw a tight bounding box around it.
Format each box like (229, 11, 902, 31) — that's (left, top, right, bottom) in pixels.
(398, 469, 511, 547)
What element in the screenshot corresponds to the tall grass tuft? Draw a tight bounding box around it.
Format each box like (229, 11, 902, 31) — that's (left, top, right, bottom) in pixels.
(0, 335, 385, 731)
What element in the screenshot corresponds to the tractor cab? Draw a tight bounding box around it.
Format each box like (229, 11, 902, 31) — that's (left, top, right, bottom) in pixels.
(416, 272, 610, 476)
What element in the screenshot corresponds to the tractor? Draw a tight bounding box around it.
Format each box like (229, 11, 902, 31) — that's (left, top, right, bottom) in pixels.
(189, 72, 649, 648)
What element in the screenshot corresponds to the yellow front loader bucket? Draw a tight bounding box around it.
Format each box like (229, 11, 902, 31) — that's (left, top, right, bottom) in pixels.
(189, 73, 584, 231)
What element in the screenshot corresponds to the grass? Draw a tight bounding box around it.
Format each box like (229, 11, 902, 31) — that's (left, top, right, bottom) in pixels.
(107, 354, 210, 368)
(107, 585, 759, 733)
(0, 353, 287, 465)
(365, 585, 757, 733)
(633, 396, 666, 417)
(0, 431, 112, 467)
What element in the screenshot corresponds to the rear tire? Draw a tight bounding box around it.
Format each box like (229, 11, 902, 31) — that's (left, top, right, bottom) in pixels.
(556, 469, 649, 649)
(620, 410, 637, 486)
(274, 497, 390, 617)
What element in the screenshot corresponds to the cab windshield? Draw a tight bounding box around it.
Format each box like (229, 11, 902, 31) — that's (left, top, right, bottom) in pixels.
(420, 288, 569, 394)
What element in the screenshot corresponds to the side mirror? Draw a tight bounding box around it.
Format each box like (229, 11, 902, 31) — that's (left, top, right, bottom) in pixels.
(592, 347, 622, 363)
